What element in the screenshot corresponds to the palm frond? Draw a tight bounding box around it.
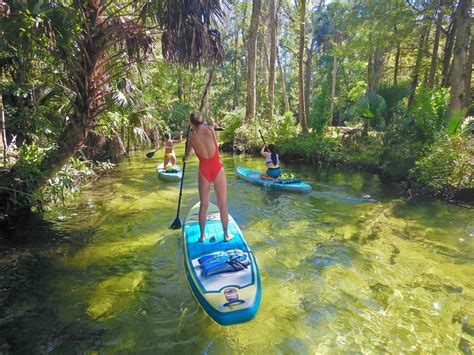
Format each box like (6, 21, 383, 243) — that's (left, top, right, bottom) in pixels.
(447, 110, 467, 136)
(143, 0, 224, 68)
(112, 90, 128, 109)
(132, 126, 149, 144)
(377, 83, 410, 113)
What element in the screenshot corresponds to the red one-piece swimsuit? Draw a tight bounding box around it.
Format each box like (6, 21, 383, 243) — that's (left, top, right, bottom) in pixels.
(196, 126, 223, 183)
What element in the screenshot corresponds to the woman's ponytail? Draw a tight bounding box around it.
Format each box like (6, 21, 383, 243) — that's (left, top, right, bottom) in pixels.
(268, 144, 278, 165)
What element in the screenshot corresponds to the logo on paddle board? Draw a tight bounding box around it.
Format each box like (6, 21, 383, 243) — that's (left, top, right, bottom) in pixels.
(223, 288, 245, 307)
(224, 288, 239, 302)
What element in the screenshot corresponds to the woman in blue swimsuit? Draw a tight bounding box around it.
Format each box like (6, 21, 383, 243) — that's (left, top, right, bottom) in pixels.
(260, 144, 282, 180)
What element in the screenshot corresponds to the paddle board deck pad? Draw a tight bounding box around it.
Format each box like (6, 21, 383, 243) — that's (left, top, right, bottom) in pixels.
(236, 166, 312, 193)
(156, 163, 182, 182)
(182, 202, 261, 325)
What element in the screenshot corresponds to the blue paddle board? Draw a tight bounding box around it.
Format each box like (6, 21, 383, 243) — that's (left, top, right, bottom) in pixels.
(156, 163, 182, 182)
(236, 166, 312, 193)
(182, 202, 261, 325)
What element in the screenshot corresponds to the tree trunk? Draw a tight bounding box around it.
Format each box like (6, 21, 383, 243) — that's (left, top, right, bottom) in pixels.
(304, 39, 316, 122)
(36, 118, 88, 188)
(261, 12, 270, 91)
(233, 25, 239, 110)
(463, 37, 473, 111)
(240, 2, 249, 55)
(245, 0, 262, 122)
(368, 46, 385, 94)
(329, 55, 337, 126)
(1, 95, 6, 167)
(298, 0, 307, 132)
(258, 35, 269, 112)
(442, 5, 458, 87)
(422, 23, 432, 87)
(367, 49, 374, 94)
(177, 70, 183, 101)
(200, 70, 214, 114)
(374, 48, 385, 91)
(408, 25, 429, 106)
(393, 25, 401, 85)
(7, 65, 30, 147)
(277, 47, 290, 113)
(127, 124, 131, 154)
(428, 0, 444, 88)
(304, 54, 312, 121)
(267, 0, 277, 120)
(394, 42, 401, 85)
(448, 0, 471, 119)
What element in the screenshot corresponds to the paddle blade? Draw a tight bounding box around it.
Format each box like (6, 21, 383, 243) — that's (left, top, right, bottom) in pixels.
(146, 152, 154, 158)
(170, 217, 182, 230)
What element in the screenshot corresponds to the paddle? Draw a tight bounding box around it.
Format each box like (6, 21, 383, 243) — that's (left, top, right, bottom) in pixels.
(258, 130, 267, 146)
(145, 146, 162, 159)
(170, 125, 191, 229)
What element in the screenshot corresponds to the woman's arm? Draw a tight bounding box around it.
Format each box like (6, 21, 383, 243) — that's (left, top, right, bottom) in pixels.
(260, 145, 269, 157)
(183, 136, 194, 162)
(172, 132, 183, 143)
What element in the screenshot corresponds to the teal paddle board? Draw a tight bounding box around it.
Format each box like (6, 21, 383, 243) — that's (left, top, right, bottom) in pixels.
(156, 163, 182, 182)
(182, 202, 261, 325)
(236, 166, 312, 193)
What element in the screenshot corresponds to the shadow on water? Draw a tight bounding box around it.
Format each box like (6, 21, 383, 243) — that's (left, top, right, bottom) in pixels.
(0, 216, 104, 353)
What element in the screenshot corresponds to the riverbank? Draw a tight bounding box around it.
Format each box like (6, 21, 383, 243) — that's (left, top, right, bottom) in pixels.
(219, 118, 473, 205)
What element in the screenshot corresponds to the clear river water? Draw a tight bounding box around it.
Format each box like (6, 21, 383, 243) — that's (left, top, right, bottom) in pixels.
(1, 143, 473, 354)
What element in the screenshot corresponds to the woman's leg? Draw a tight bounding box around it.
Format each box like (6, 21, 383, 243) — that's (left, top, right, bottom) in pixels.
(214, 168, 233, 241)
(170, 152, 177, 166)
(163, 154, 170, 168)
(198, 172, 211, 242)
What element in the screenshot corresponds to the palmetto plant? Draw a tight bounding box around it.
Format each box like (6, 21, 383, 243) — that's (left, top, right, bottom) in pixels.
(108, 78, 155, 152)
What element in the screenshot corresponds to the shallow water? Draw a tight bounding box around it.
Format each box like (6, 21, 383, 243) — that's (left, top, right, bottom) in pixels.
(1, 144, 473, 354)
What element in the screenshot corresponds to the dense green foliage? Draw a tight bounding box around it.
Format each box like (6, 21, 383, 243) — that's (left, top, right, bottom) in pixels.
(0, 0, 225, 216)
(215, 0, 472, 200)
(221, 110, 299, 153)
(411, 134, 473, 197)
(221, 85, 472, 199)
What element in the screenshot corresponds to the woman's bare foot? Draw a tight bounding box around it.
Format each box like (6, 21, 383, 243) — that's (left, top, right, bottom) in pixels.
(199, 235, 205, 242)
(224, 234, 234, 242)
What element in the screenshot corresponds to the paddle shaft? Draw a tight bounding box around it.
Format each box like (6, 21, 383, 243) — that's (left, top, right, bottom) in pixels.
(171, 125, 191, 228)
(258, 130, 267, 146)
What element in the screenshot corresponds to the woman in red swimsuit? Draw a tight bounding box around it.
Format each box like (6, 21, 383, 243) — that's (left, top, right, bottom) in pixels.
(183, 112, 233, 242)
